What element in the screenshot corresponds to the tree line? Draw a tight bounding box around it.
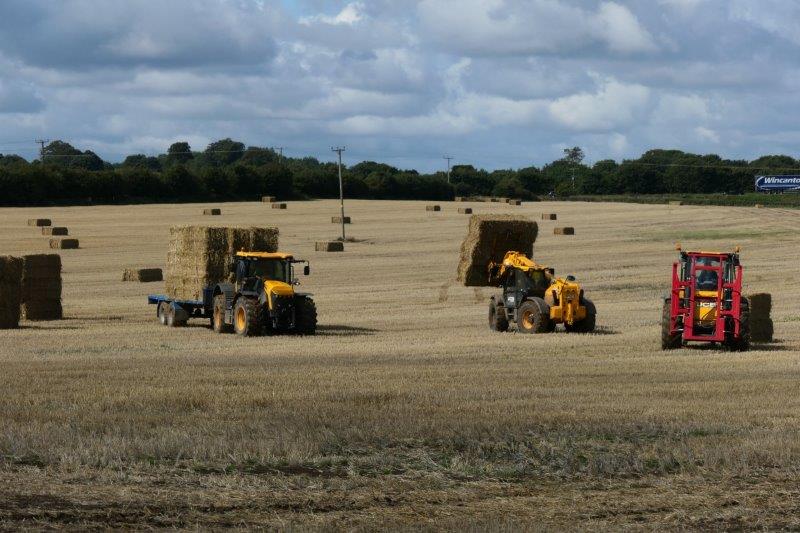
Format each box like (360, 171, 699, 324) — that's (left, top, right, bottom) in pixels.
(0, 140, 796, 206)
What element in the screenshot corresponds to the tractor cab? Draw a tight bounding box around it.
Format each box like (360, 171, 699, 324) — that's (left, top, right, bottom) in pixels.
(232, 252, 309, 293)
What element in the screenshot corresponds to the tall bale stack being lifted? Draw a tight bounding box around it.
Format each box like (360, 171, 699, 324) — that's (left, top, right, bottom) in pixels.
(165, 226, 279, 301)
(456, 215, 538, 287)
(20, 254, 62, 321)
(0, 256, 22, 329)
(748, 293, 774, 343)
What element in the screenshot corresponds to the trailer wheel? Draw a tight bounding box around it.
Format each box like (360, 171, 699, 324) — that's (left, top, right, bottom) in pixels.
(157, 302, 169, 326)
(212, 294, 232, 334)
(165, 304, 176, 327)
(233, 297, 261, 337)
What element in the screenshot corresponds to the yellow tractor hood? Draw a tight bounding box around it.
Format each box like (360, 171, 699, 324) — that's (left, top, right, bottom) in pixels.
(264, 280, 294, 297)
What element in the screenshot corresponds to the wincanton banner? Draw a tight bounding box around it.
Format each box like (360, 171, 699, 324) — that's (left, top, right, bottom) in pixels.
(755, 175, 800, 192)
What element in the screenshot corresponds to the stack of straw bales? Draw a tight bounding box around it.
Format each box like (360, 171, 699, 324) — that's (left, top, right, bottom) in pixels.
(748, 293, 773, 343)
(203, 208, 221, 216)
(507, 199, 523, 206)
(262, 196, 276, 203)
(457, 215, 538, 287)
(0, 256, 22, 329)
(272, 203, 287, 209)
(542, 213, 557, 220)
(20, 254, 62, 321)
(458, 208, 473, 214)
(165, 226, 279, 301)
(122, 268, 163, 282)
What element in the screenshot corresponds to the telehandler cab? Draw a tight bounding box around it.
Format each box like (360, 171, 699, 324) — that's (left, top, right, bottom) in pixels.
(662, 245, 749, 351)
(487, 251, 596, 334)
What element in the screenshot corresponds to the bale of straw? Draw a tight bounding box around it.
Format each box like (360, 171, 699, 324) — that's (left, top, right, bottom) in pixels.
(554, 227, 575, 235)
(20, 254, 62, 321)
(0, 256, 22, 329)
(454, 197, 465, 202)
(42, 227, 69, 236)
(541, 214, 557, 220)
(50, 239, 79, 249)
(122, 268, 163, 282)
(456, 215, 538, 287)
(426, 205, 441, 212)
(332, 216, 351, 224)
(750, 318, 774, 343)
(316, 241, 344, 252)
(27, 219, 51, 227)
(668, 201, 683, 206)
(272, 203, 287, 209)
(508, 199, 522, 206)
(203, 209, 221, 216)
(262, 196, 276, 203)
(458, 208, 473, 214)
(754, 204, 764, 209)
(747, 293, 771, 316)
(165, 226, 279, 301)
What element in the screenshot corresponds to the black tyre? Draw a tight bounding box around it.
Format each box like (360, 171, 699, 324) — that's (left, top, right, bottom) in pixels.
(726, 299, 750, 351)
(517, 298, 550, 334)
(566, 299, 596, 333)
(233, 297, 261, 337)
(661, 298, 682, 350)
(294, 296, 317, 335)
(157, 302, 169, 326)
(212, 294, 232, 333)
(489, 298, 509, 332)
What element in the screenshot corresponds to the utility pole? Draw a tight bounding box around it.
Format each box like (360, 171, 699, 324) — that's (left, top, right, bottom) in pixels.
(443, 155, 453, 184)
(35, 139, 49, 161)
(275, 146, 284, 162)
(332, 146, 346, 241)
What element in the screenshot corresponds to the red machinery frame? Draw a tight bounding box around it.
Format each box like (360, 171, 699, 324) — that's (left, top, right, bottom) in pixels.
(669, 252, 743, 343)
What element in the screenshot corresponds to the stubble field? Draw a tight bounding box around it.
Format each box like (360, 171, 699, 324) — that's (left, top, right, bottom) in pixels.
(1, 199, 799, 529)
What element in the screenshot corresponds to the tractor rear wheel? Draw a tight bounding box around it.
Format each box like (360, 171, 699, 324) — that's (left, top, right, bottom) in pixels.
(567, 299, 596, 333)
(233, 297, 261, 337)
(212, 294, 232, 333)
(517, 298, 550, 334)
(489, 298, 509, 332)
(727, 299, 750, 351)
(661, 298, 682, 350)
(294, 296, 317, 335)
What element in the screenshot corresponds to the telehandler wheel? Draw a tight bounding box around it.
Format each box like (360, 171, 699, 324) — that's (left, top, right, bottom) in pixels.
(566, 299, 596, 333)
(294, 296, 317, 335)
(726, 299, 750, 352)
(517, 298, 550, 334)
(157, 302, 169, 326)
(212, 294, 232, 334)
(661, 298, 682, 350)
(233, 297, 261, 337)
(488, 298, 509, 332)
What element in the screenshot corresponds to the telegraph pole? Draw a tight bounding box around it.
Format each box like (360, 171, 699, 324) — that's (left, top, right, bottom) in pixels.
(332, 146, 346, 241)
(443, 155, 453, 183)
(275, 146, 284, 162)
(35, 139, 49, 161)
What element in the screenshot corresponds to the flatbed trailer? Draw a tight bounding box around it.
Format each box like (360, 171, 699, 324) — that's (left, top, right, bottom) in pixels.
(148, 288, 214, 327)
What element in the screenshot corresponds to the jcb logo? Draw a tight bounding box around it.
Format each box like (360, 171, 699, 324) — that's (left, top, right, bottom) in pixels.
(696, 301, 717, 308)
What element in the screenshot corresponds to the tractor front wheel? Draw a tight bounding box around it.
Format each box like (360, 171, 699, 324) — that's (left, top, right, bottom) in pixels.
(233, 297, 261, 337)
(566, 299, 596, 333)
(294, 296, 317, 335)
(517, 298, 550, 334)
(661, 298, 682, 350)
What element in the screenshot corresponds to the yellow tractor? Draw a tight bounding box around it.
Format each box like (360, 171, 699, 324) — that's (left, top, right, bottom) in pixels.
(487, 251, 595, 333)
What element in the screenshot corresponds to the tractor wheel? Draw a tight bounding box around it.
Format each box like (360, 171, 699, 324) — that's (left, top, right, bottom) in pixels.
(661, 298, 682, 350)
(567, 299, 596, 333)
(212, 294, 232, 334)
(294, 296, 317, 335)
(233, 297, 261, 337)
(489, 298, 509, 332)
(727, 299, 751, 352)
(157, 302, 169, 326)
(517, 298, 550, 334)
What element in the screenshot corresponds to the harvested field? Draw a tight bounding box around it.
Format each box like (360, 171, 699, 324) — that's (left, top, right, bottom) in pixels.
(41, 227, 68, 236)
(0, 200, 799, 529)
(20, 254, 62, 321)
(122, 268, 163, 283)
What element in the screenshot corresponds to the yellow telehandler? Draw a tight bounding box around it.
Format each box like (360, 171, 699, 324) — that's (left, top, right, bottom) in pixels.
(487, 251, 595, 333)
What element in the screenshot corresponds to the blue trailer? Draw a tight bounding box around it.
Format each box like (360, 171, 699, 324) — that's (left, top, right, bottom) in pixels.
(755, 175, 800, 193)
(148, 287, 215, 327)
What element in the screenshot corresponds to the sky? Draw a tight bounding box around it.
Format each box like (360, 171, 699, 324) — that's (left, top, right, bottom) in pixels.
(0, 0, 798, 171)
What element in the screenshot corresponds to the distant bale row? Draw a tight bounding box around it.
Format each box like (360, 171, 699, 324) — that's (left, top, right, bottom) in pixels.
(0, 256, 23, 329)
(542, 213, 557, 220)
(20, 254, 62, 321)
(457, 215, 538, 287)
(554, 227, 575, 235)
(165, 226, 279, 301)
(123, 268, 163, 283)
(426, 205, 441, 212)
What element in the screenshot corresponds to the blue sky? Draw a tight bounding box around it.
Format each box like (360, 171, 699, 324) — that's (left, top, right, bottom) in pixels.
(0, 0, 798, 171)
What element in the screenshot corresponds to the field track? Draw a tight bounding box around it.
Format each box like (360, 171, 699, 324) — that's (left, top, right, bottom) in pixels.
(1, 199, 799, 529)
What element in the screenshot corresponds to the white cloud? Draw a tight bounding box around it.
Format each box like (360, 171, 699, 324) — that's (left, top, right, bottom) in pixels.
(300, 2, 365, 26)
(549, 77, 651, 131)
